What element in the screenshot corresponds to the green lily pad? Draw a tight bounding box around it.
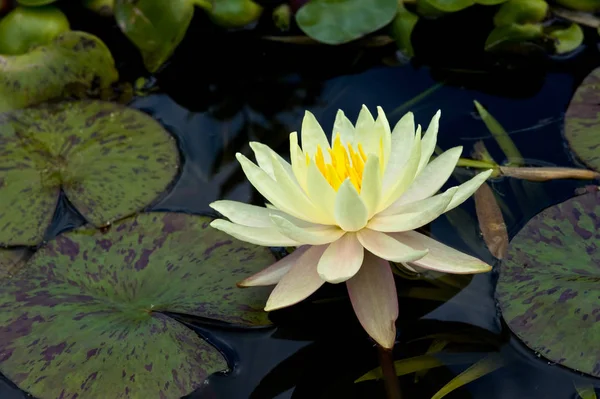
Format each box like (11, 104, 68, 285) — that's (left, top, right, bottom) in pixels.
(424, 0, 507, 12)
(555, 0, 600, 11)
(16, 0, 57, 5)
(0, 100, 180, 246)
(389, 5, 419, 57)
(114, 0, 195, 72)
(208, 0, 263, 28)
(0, 31, 118, 112)
(548, 23, 584, 54)
(484, 23, 543, 51)
(564, 67, 600, 171)
(496, 191, 600, 376)
(295, 0, 398, 45)
(0, 248, 32, 279)
(0, 212, 275, 398)
(493, 0, 548, 27)
(0, 5, 70, 55)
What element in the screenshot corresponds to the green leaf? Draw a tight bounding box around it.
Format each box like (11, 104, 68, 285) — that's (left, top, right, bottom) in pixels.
(555, 0, 600, 12)
(473, 100, 525, 165)
(485, 23, 544, 50)
(424, 0, 474, 13)
(0, 31, 118, 112)
(0, 248, 32, 279)
(564, 67, 600, 171)
(208, 0, 263, 28)
(295, 0, 398, 45)
(431, 352, 506, 399)
(389, 5, 419, 57)
(82, 0, 115, 17)
(548, 23, 584, 54)
(114, 0, 195, 72)
(493, 0, 548, 27)
(415, 0, 447, 17)
(497, 190, 600, 377)
(0, 5, 70, 55)
(476, 0, 509, 5)
(0, 212, 275, 398)
(16, 0, 57, 5)
(574, 382, 598, 399)
(0, 100, 180, 246)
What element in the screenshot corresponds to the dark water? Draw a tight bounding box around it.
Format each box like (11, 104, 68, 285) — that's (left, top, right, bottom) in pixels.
(2, 5, 600, 398)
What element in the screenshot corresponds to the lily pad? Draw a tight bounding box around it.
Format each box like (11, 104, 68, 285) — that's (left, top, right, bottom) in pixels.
(565, 67, 600, 171)
(0, 31, 118, 112)
(114, 0, 195, 72)
(496, 191, 600, 377)
(548, 23, 584, 54)
(208, 0, 263, 28)
(0, 212, 275, 398)
(424, 0, 508, 13)
(295, 0, 398, 45)
(389, 5, 419, 57)
(17, 0, 57, 5)
(485, 23, 543, 51)
(493, 0, 548, 27)
(0, 100, 180, 246)
(0, 248, 32, 279)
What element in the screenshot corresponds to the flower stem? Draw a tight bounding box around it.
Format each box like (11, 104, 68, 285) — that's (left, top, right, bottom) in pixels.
(377, 345, 402, 399)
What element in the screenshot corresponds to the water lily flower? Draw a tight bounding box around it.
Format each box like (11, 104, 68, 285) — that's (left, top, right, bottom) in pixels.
(210, 105, 493, 349)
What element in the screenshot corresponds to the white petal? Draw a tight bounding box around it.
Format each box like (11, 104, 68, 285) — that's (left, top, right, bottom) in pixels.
(289, 132, 308, 191)
(371, 106, 392, 168)
(271, 215, 345, 245)
(306, 160, 337, 217)
(333, 109, 355, 145)
(417, 110, 441, 175)
(368, 187, 456, 232)
(265, 245, 328, 311)
(210, 200, 313, 228)
(445, 169, 493, 212)
(389, 231, 492, 273)
(346, 252, 398, 349)
(238, 246, 310, 287)
(334, 179, 369, 232)
(359, 155, 382, 218)
(357, 229, 428, 262)
(380, 146, 462, 216)
(355, 105, 376, 153)
(317, 233, 364, 284)
(301, 111, 331, 160)
(249, 141, 294, 181)
(210, 219, 302, 246)
(383, 111, 414, 190)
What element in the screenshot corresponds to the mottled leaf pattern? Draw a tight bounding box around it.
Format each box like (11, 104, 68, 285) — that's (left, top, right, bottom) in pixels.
(0, 248, 32, 278)
(497, 191, 600, 376)
(0, 212, 275, 398)
(565, 67, 600, 172)
(0, 31, 118, 112)
(0, 100, 180, 246)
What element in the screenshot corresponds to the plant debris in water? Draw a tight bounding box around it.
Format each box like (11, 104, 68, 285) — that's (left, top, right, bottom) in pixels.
(0, 212, 275, 399)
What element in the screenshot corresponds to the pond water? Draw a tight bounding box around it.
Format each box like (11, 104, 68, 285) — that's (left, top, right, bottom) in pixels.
(1, 5, 600, 399)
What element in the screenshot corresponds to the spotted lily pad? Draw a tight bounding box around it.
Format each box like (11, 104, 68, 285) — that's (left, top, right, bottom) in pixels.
(0, 248, 31, 279)
(114, 0, 195, 72)
(0, 212, 275, 398)
(295, 0, 398, 45)
(0, 31, 118, 112)
(0, 100, 180, 246)
(565, 67, 600, 171)
(496, 191, 600, 376)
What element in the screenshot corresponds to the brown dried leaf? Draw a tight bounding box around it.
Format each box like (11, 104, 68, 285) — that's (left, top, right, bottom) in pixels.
(474, 182, 508, 259)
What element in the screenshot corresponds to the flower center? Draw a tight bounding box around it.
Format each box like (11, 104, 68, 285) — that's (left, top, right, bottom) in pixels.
(306, 135, 367, 192)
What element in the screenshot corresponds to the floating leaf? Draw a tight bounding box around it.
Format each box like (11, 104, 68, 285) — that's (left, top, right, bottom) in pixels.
(295, 0, 398, 45)
(555, 0, 600, 12)
(493, 0, 548, 27)
(474, 182, 508, 259)
(114, 0, 197, 72)
(565, 67, 600, 171)
(474, 100, 525, 165)
(574, 382, 598, 399)
(548, 23, 584, 54)
(0, 248, 32, 279)
(389, 5, 419, 57)
(423, 0, 474, 12)
(485, 23, 544, 51)
(0, 5, 70, 55)
(0, 31, 118, 112)
(551, 7, 600, 28)
(16, 0, 57, 5)
(499, 166, 599, 181)
(208, 0, 263, 28)
(82, 0, 115, 16)
(0, 212, 275, 398)
(497, 191, 600, 377)
(0, 100, 180, 246)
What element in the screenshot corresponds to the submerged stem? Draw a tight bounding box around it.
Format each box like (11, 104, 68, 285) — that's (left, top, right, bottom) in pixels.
(377, 345, 402, 399)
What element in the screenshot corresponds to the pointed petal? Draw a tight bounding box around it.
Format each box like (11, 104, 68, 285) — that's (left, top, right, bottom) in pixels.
(306, 160, 337, 216)
(290, 132, 308, 191)
(265, 245, 328, 311)
(389, 231, 492, 274)
(381, 146, 462, 215)
(417, 110, 441, 175)
(250, 141, 294, 180)
(301, 111, 331, 159)
(271, 215, 345, 245)
(210, 219, 302, 246)
(334, 179, 369, 232)
(238, 246, 310, 287)
(360, 155, 382, 218)
(210, 200, 313, 228)
(333, 109, 355, 145)
(383, 111, 414, 188)
(355, 105, 376, 153)
(445, 169, 493, 212)
(368, 187, 456, 232)
(357, 229, 428, 262)
(317, 233, 364, 283)
(346, 252, 398, 349)
(371, 106, 392, 168)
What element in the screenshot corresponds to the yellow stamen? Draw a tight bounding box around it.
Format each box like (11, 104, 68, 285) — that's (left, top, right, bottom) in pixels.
(358, 144, 367, 162)
(315, 146, 326, 176)
(308, 139, 368, 193)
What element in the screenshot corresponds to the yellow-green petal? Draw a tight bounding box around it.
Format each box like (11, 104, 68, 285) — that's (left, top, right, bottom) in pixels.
(301, 111, 331, 159)
(334, 180, 369, 232)
(418, 110, 441, 175)
(360, 155, 382, 218)
(445, 169, 493, 212)
(333, 109, 355, 145)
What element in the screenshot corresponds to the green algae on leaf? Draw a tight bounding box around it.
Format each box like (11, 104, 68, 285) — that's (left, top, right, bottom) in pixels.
(0, 248, 32, 279)
(114, 0, 196, 73)
(0, 212, 275, 398)
(295, 0, 398, 45)
(496, 190, 600, 377)
(0, 31, 118, 112)
(565, 67, 600, 171)
(0, 100, 180, 246)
